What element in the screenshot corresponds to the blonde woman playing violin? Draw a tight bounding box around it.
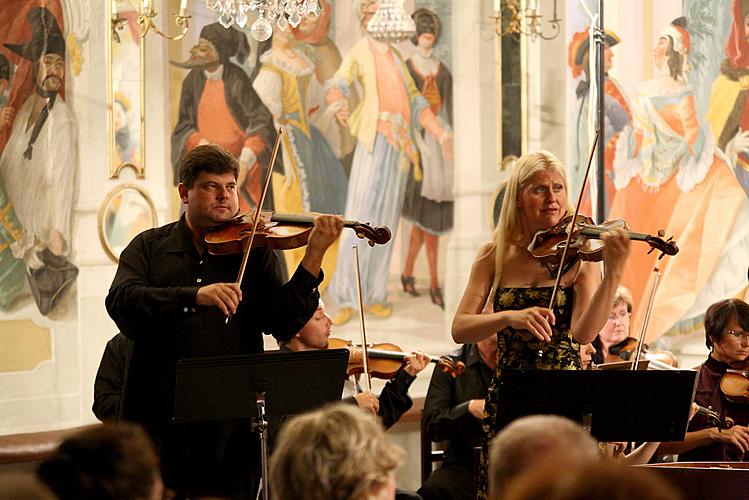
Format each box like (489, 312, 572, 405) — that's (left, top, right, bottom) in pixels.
(451, 150, 630, 499)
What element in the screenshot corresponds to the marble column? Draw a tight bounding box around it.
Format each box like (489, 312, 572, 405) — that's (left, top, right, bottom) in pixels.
(444, 0, 504, 341)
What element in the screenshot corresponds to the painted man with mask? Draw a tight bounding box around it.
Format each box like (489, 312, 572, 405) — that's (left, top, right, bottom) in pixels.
(0, 6, 78, 315)
(171, 23, 277, 211)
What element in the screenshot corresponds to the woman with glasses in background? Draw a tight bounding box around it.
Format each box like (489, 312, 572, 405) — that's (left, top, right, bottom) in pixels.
(658, 298, 749, 462)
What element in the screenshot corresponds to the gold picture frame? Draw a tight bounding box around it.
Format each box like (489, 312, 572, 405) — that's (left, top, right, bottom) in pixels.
(108, 0, 146, 178)
(98, 184, 157, 262)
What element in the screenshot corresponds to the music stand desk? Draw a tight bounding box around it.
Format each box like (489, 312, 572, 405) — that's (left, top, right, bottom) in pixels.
(173, 348, 349, 423)
(496, 369, 698, 442)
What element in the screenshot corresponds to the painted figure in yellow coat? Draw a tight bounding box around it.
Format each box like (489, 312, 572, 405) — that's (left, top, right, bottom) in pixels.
(327, 0, 453, 324)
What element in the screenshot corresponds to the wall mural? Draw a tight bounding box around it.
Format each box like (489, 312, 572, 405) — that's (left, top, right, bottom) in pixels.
(169, 0, 455, 330)
(567, 0, 749, 341)
(110, 0, 145, 178)
(0, 1, 78, 317)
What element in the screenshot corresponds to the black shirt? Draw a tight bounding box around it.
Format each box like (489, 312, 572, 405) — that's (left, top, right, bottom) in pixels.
(105, 215, 321, 497)
(422, 343, 494, 465)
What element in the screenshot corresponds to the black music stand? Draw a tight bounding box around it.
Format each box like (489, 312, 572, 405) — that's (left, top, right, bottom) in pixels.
(173, 349, 349, 500)
(495, 370, 698, 442)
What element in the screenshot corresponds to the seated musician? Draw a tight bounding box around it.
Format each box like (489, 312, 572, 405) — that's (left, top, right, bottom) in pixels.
(591, 287, 634, 365)
(279, 299, 430, 429)
(591, 286, 677, 368)
(658, 298, 749, 461)
(418, 334, 498, 500)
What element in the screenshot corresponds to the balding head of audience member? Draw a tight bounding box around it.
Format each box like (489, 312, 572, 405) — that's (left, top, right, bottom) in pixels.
(0, 473, 58, 500)
(37, 422, 163, 500)
(502, 459, 681, 500)
(270, 403, 404, 500)
(489, 415, 600, 499)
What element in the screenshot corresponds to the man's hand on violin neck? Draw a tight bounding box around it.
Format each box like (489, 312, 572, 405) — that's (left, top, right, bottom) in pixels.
(307, 214, 345, 252)
(403, 352, 430, 376)
(196, 283, 242, 315)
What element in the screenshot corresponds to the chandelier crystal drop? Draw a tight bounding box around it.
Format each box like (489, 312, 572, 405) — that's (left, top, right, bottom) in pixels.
(204, 0, 321, 40)
(366, 0, 415, 44)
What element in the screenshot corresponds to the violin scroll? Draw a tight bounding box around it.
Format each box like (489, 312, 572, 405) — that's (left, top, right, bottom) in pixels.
(645, 229, 679, 260)
(353, 222, 392, 247)
(437, 355, 466, 378)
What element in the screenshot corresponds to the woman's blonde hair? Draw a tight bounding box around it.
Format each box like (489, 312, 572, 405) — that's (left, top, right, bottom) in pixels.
(491, 150, 572, 295)
(270, 403, 404, 500)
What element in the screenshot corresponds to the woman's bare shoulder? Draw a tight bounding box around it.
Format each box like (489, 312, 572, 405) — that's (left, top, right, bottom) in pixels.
(474, 241, 496, 265)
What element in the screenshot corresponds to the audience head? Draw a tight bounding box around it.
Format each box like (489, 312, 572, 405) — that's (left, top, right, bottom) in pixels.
(270, 403, 404, 500)
(37, 422, 163, 500)
(0, 473, 58, 500)
(488, 415, 599, 499)
(502, 459, 680, 500)
(704, 298, 749, 365)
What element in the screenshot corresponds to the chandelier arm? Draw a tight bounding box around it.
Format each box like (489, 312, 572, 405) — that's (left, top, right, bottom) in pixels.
(138, 10, 191, 41)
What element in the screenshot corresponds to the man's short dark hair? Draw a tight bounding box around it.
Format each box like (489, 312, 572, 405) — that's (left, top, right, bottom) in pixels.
(178, 144, 239, 189)
(704, 298, 749, 349)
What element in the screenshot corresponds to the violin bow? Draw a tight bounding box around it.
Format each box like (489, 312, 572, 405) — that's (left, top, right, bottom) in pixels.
(353, 245, 373, 392)
(226, 127, 284, 323)
(630, 264, 662, 371)
(547, 129, 600, 311)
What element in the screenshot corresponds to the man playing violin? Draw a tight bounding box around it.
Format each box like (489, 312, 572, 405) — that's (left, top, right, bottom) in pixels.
(106, 144, 344, 500)
(279, 299, 430, 429)
(658, 298, 749, 462)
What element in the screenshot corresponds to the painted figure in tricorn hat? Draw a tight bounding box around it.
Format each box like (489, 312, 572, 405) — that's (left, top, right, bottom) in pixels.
(171, 22, 277, 212)
(567, 28, 631, 216)
(0, 6, 78, 315)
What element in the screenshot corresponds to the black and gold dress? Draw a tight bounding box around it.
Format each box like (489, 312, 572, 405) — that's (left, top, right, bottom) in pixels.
(476, 285, 581, 498)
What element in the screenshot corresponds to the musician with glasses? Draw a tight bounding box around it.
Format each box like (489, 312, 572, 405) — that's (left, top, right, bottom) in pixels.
(591, 287, 633, 365)
(658, 298, 749, 461)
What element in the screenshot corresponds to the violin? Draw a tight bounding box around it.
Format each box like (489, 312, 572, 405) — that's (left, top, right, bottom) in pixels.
(602, 338, 679, 370)
(719, 369, 749, 403)
(694, 404, 735, 430)
(205, 211, 391, 255)
(327, 337, 466, 379)
(529, 215, 679, 277)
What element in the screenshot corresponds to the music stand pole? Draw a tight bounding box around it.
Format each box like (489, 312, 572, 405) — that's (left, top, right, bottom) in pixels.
(252, 382, 270, 500)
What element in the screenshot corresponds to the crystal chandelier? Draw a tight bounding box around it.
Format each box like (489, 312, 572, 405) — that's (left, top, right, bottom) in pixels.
(366, 0, 415, 43)
(204, 0, 321, 41)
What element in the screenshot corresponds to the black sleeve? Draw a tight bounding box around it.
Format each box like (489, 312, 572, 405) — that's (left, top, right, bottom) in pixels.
(92, 334, 133, 421)
(422, 361, 473, 443)
(255, 250, 323, 343)
(378, 369, 416, 429)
